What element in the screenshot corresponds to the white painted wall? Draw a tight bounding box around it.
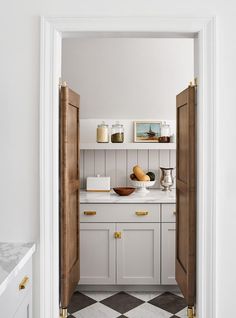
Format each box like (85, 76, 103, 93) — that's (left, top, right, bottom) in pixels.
(0, 2, 236, 318)
(62, 38, 193, 119)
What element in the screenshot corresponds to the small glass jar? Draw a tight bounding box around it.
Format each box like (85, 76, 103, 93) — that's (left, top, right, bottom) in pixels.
(161, 122, 171, 137)
(96, 122, 109, 143)
(159, 122, 171, 143)
(111, 122, 124, 143)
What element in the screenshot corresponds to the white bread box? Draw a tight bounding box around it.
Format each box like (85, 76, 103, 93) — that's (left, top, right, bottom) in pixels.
(86, 175, 110, 192)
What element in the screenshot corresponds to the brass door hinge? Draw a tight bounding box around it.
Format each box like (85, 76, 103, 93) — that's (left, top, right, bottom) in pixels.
(187, 306, 196, 318)
(60, 308, 68, 318)
(59, 79, 67, 88)
(189, 78, 198, 87)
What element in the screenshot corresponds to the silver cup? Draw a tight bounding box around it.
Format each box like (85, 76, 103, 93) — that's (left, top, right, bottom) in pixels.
(160, 167, 174, 191)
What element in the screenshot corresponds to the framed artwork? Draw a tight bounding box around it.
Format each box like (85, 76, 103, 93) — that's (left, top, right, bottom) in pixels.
(134, 121, 161, 142)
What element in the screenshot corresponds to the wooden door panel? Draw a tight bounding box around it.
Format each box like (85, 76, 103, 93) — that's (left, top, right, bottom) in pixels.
(67, 106, 78, 179)
(177, 104, 188, 183)
(176, 86, 196, 307)
(60, 85, 80, 309)
(177, 190, 188, 270)
(68, 193, 79, 266)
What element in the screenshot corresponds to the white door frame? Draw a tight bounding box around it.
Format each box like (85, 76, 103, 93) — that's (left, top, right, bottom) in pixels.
(40, 16, 217, 318)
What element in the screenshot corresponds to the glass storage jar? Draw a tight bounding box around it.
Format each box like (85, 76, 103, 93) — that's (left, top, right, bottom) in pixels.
(111, 122, 124, 143)
(96, 122, 109, 143)
(159, 122, 171, 143)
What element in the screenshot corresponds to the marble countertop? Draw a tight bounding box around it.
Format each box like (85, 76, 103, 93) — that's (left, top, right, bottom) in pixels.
(80, 189, 176, 204)
(0, 242, 36, 297)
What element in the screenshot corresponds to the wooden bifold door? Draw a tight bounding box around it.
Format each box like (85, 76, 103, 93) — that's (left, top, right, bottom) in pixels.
(60, 84, 80, 312)
(176, 85, 196, 310)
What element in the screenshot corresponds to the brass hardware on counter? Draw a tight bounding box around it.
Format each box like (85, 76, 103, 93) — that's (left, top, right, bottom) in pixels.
(19, 276, 29, 290)
(84, 211, 96, 216)
(114, 232, 122, 239)
(135, 211, 149, 216)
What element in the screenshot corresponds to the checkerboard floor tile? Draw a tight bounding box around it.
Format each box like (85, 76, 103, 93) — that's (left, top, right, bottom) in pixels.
(148, 292, 187, 314)
(68, 291, 187, 317)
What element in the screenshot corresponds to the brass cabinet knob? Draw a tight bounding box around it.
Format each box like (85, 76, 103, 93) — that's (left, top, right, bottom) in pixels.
(19, 276, 29, 290)
(114, 232, 122, 239)
(84, 211, 96, 216)
(135, 211, 149, 216)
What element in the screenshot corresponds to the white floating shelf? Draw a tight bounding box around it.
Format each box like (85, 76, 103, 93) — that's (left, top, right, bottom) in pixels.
(80, 142, 176, 150)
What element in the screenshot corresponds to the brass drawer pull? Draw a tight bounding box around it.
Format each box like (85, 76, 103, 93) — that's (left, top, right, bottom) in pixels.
(84, 211, 96, 216)
(19, 276, 29, 290)
(114, 231, 122, 239)
(135, 211, 149, 216)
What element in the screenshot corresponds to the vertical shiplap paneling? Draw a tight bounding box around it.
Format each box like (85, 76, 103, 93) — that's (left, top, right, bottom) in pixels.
(170, 150, 176, 188)
(160, 150, 170, 168)
(148, 150, 160, 189)
(137, 150, 149, 173)
(80, 149, 173, 190)
(127, 150, 138, 186)
(116, 150, 127, 186)
(94, 150, 106, 177)
(80, 150, 84, 189)
(105, 150, 116, 188)
(84, 150, 95, 188)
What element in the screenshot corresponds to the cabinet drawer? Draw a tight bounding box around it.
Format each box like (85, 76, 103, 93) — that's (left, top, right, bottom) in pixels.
(80, 204, 160, 223)
(0, 259, 32, 317)
(161, 204, 176, 222)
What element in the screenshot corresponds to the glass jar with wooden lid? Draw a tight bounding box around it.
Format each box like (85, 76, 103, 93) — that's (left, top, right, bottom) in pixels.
(96, 122, 109, 143)
(111, 122, 124, 143)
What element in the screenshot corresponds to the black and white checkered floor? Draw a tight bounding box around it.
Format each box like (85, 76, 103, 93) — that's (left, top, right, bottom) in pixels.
(68, 291, 187, 318)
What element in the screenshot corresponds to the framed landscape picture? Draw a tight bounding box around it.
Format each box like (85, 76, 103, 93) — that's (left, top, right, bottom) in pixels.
(134, 121, 161, 142)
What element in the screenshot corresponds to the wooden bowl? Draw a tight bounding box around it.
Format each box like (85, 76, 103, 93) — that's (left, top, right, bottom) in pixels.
(113, 187, 135, 196)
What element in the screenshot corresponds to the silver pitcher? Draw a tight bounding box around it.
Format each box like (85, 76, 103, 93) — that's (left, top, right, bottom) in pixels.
(160, 167, 174, 191)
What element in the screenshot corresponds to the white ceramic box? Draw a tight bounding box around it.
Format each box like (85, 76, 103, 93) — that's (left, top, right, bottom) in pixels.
(86, 175, 110, 192)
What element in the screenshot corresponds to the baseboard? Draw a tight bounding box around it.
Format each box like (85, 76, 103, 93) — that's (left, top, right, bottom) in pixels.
(76, 284, 180, 293)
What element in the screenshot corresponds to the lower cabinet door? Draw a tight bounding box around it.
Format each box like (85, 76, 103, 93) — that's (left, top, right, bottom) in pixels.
(161, 223, 177, 284)
(13, 291, 32, 318)
(79, 223, 116, 284)
(117, 223, 160, 285)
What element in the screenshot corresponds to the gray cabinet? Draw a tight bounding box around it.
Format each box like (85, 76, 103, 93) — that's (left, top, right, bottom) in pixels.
(161, 204, 176, 285)
(117, 223, 160, 285)
(80, 223, 116, 285)
(80, 203, 176, 286)
(13, 292, 32, 318)
(0, 259, 33, 318)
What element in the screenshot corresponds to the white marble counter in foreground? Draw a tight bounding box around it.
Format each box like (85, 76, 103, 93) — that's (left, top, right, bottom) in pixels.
(80, 189, 176, 204)
(0, 242, 36, 297)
